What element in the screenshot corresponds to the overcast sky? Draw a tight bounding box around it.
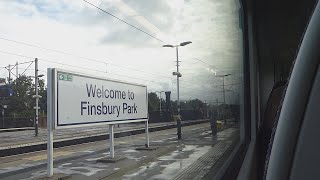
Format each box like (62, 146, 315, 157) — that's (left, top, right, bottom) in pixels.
(0, 0, 243, 104)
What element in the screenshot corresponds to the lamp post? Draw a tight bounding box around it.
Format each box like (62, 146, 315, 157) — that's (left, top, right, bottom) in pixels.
(2, 105, 7, 129)
(163, 41, 192, 140)
(155, 91, 165, 115)
(155, 91, 165, 116)
(216, 74, 231, 124)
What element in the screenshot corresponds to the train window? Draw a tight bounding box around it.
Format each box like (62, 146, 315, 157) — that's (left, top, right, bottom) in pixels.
(0, 0, 245, 179)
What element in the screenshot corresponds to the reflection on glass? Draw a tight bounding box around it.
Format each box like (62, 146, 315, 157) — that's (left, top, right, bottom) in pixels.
(0, 0, 243, 179)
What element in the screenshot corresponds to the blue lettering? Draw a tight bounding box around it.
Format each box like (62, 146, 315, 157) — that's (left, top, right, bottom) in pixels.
(90, 104, 96, 115)
(123, 103, 127, 114)
(81, 101, 87, 115)
(86, 84, 96, 97)
(102, 102, 107, 114)
(97, 105, 102, 115)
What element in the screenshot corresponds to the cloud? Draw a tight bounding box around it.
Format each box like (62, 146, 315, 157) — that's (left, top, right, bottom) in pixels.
(95, 0, 177, 47)
(0, 0, 244, 103)
(121, 0, 176, 30)
(99, 26, 160, 47)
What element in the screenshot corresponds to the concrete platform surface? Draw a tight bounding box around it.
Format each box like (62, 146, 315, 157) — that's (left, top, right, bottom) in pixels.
(0, 122, 239, 180)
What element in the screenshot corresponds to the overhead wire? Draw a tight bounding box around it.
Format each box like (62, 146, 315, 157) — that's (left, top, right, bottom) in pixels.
(0, 50, 34, 60)
(0, 50, 237, 100)
(38, 58, 167, 85)
(0, 37, 222, 89)
(4, 66, 17, 78)
(1, 60, 35, 69)
(0, 37, 241, 89)
(192, 57, 241, 78)
(0, 50, 163, 85)
(0, 1, 242, 102)
(0, 37, 173, 79)
(20, 61, 34, 75)
(82, 0, 165, 43)
(0, 49, 234, 90)
(81, 0, 241, 95)
(40, 58, 235, 95)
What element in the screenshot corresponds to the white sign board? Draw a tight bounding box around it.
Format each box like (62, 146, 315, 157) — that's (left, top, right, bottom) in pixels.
(49, 69, 148, 129)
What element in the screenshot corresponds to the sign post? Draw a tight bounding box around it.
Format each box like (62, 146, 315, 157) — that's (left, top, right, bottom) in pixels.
(47, 119, 53, 177)
(145, 120, 149, 147)
(46, 68, 148, 177)
(47, 69, 54, 177)
(109, 124, 114, 158)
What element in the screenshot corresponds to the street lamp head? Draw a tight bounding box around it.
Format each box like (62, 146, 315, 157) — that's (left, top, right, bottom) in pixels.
(172, 72, 182, 77)
(163, 41, 191, 48)
(28, 74, 44, 78)
(216, 73, 231, 77)
(163, 44, 175, 48)
(180, 41, 192, 46)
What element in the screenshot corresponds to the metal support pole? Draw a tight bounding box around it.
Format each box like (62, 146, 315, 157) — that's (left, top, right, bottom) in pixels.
(109, 124, 114, 158)
(35, 58, 39, 137)
(47, 68, 53, 177)
(223, 76, 225, 104)
(8, 64, 11, 84)
(47, 118, 53, 177)
(2, 108, 4, 129)
(222, 76, 226, 124)
(159, 92, 162, 115)
(164, 42, 191, 139)
(176, 46, 181, 140)
(16, 61, 18, 80)
(145, 120, 149, 147)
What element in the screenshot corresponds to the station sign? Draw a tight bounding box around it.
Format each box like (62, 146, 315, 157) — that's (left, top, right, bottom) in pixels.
(48, 69, 148, 129)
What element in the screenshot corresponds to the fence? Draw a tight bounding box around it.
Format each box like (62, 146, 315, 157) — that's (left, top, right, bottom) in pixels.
(149, 109, 207, 123)
(0, 110, 237, 129)
(0, 117, 34, 129)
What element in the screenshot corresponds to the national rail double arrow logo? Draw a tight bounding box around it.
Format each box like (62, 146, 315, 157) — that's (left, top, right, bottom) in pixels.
(59, 73, 73, 81)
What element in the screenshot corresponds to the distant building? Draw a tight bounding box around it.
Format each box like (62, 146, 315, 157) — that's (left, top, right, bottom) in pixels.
(0, 78, 5, 86)
(0, 85, 13, 97)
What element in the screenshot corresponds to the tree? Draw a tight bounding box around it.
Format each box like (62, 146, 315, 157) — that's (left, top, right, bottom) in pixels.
(180, 99, 205, 111)
(2, 75, 47, 117)
(171, 100, 178, 113)
(38, 79, 47, 114)
(6, 75, 34, 117)
(148, 92, 159, 112)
